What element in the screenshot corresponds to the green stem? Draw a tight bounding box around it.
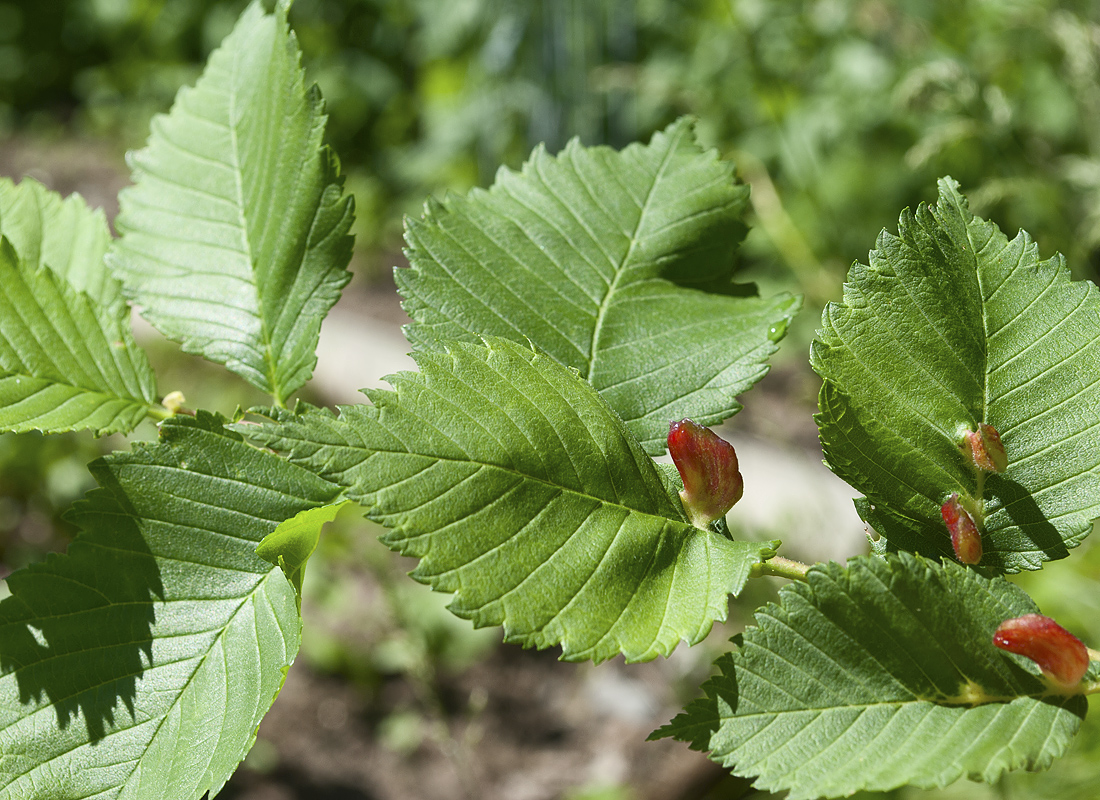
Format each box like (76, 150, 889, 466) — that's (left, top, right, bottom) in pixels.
(751, 555, 811, 581)
(148, 403, 195, 421)
(148, 391, 194, 421)
(147, 405, 171, 422)
(974, 468, 987, 505)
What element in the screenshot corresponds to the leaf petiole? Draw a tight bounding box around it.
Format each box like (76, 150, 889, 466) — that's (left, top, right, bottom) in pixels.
(750, 554, 811, 581)
(149, 391, 195, 421)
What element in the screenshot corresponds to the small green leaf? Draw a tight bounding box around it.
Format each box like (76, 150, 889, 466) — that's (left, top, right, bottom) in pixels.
(256, 501, 347, 602)
(812, 177, 1100, 572)
(0, 237, 157, 435)
(0, 413, 340, 799)
(109, 0, 354, 404)
(0, 177, 118, 306)
(655, 553, 1088, 799)
(239, 336, 776, 663)
(399, 117, 800, 454)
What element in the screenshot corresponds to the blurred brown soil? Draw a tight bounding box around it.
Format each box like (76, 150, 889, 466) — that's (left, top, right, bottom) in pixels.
(220, 647, 736, 800)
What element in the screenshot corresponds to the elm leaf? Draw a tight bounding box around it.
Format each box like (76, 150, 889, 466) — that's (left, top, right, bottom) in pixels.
(0, 176, 118, 306)
(812, 177, 1100, 572)
(399, 117, 799, 454)
(0, 237, 157, 435)
(109, 0, 354, 404)
(656, 553, 1090, 799)
(239, 336, 776, 663)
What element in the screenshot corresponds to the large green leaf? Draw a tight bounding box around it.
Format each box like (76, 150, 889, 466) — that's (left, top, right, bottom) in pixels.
(239, 336, 775, 663)
(656, 553, 1091, 799)
(108, 0, 354, 404)
(0, 237, 157, 436)
(398, 117, 800, 454)
(0, 413, 340, 800)
(811, 177, 1100, 572)
(0, 177, 118, 306)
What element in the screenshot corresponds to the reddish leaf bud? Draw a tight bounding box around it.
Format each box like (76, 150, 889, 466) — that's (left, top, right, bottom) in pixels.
(993, 614, 1090, 690)
(964, 423, 1007, 473)
(668, 419, 743, 528)
(941, 493, 982, 565)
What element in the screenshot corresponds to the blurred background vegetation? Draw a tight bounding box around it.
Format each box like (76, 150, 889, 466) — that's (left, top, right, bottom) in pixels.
(3, 0, 1100, 292)
(2, 1, 1100, 797)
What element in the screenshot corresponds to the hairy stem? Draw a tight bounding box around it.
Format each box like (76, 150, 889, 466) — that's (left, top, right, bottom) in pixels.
(751, 555, 811, 581)
(974, 468, 987, 506)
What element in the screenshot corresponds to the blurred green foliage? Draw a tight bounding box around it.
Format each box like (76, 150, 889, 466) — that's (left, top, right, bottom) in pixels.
(2, 0, 1100, 291)
(0, 430, 111, 577)
(3, 4, 1100, 793)
(298, 510, 499, 687)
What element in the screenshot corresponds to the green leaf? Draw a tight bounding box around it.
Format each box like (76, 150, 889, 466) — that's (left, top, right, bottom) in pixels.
(239, 336, 776, 663)
(0, 237, 157, 436)
(108, 0, 354, 404)
(398, 116, 800, 454)
(655, 553, 1089, 799)
(811, 177, 1100, 572)
(256, 500, 347, 603)
(0, 413, 340, 799)
(0, 177, 118, 306)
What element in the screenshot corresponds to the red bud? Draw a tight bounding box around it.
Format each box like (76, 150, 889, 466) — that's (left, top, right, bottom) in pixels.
(993, 614, 1090, 690)
(964, 423, 1007, 473)
(668, 419, 743, 528)
(941, 493, 982, 565)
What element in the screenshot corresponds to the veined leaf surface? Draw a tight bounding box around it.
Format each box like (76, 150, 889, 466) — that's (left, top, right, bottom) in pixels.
(398, 117, 800, 454)
(0, 413, 340, 800)
(240, 336, 775, 663)
(0, 177, 118, 306)
(812, 177, 1100, 572)
(0, 237, 157, 435)
(109, 0, 354, 404)
(656, 553, 1091, 799)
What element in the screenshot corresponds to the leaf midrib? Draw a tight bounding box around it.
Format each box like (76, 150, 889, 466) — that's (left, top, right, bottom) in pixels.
(119, 566, 288, 798)
(284, 430, 687, 531)
(0, 368, 148, 405)
(225, 23, 280, 403)
(586, 129, 681, 379)
(717, 693, 1053, 721)
(966, 216, 994, 425)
